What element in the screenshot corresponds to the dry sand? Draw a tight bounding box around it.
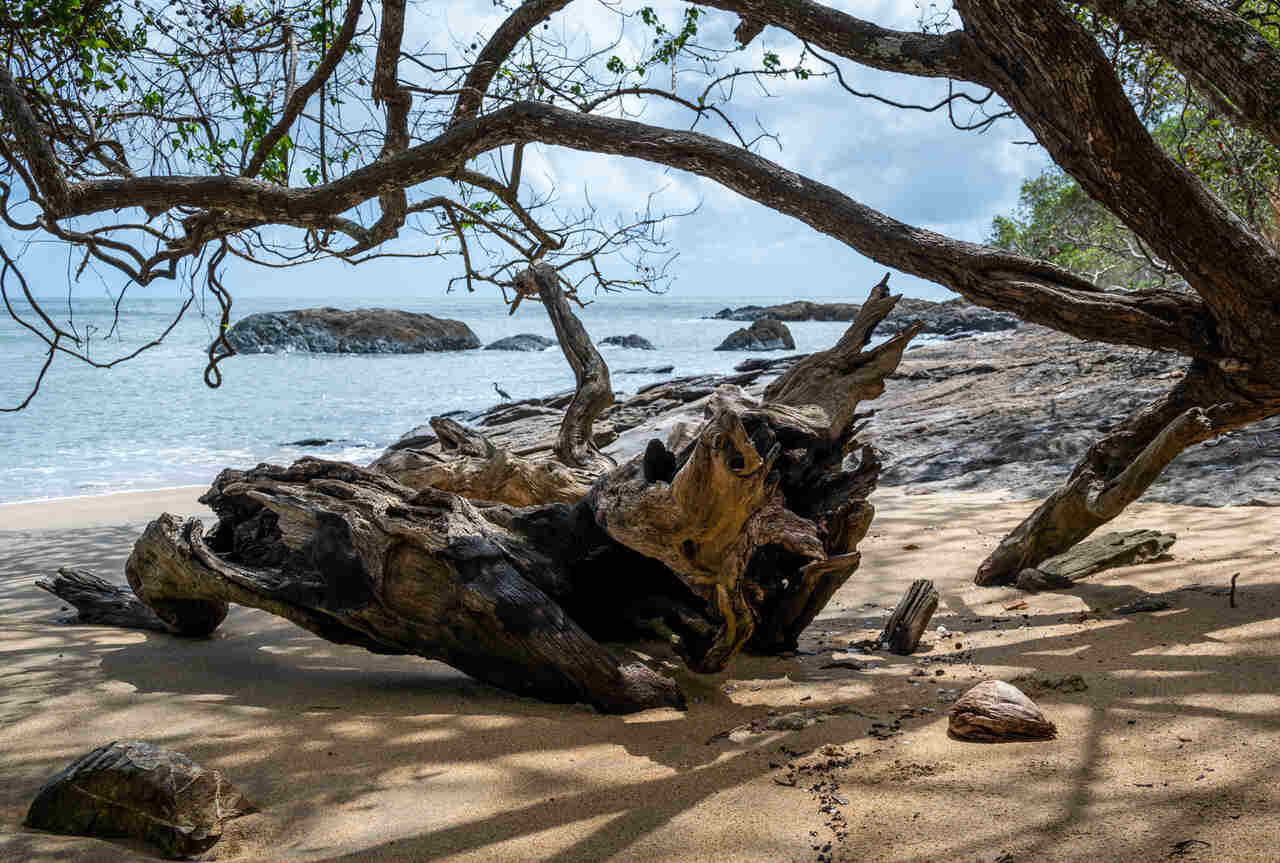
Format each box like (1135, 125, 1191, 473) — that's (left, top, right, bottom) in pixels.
(2, 485, 1278, 863)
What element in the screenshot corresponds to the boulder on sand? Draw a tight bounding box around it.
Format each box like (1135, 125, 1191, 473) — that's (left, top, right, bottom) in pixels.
(24, 740, 254, 859)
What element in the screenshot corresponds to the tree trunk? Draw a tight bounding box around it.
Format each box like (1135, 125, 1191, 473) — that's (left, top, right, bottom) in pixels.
(976, 361, 1272, 585)
(521, 262, 615, 472)
(43, 278, 918, 712)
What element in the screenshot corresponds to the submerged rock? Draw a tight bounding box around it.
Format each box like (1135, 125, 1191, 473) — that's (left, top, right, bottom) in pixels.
(600, 334, 656, 350)
(484, 334, 555, 351)
(25, 740, 254, 859)
(714, 319, 796, 352)
(224, 307, 480, 354)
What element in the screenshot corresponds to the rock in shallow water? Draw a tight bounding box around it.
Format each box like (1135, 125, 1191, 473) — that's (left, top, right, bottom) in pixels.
(599, 334, 656, 350)
(24, 740, 254, 859)
(484, 333, 555, 351)
(224, 307, 480, 353)
(714, 319, 796, 352)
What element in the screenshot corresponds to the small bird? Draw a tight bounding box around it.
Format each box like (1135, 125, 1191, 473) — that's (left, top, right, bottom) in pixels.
(493, 382, 512, 401)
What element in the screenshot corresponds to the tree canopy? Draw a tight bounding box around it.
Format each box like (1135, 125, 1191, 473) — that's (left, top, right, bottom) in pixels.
(5, 0, 1280, 581)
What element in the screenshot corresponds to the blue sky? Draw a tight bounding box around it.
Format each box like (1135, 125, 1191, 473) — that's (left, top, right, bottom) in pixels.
(7, 1, 1052, 304)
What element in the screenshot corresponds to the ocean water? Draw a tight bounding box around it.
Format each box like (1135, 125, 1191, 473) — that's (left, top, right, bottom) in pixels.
(0, 291, 917, 505)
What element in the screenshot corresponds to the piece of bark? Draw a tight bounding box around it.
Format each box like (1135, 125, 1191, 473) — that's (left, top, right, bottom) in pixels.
(35, 567, 176, 632)
(24, 740, 254, 859)
(1015, 529, 1175, 590)
(948, 680, 1057, 741)
(878, 579, 938, 654)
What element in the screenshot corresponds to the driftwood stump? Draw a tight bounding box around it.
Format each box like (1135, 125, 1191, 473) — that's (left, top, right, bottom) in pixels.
(41, 277, 920, 712)
(879, 579, 938, 654)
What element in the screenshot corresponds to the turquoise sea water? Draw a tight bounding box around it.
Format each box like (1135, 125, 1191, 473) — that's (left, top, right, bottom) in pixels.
(0, 291, 894, 504)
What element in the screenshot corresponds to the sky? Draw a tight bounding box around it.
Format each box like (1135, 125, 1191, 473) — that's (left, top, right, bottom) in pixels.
(6, 0, 1053, 304)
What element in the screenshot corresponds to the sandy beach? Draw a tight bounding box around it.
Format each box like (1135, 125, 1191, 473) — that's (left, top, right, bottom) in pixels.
(2, 485, 1278, 862)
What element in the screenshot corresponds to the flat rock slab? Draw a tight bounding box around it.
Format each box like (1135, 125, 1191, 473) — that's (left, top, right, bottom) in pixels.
(1017, 528, 1175, 590)
(25, 740, 254, 859)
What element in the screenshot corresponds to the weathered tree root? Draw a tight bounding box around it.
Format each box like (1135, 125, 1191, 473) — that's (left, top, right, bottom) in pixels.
(44, 278, 919, 712)
(976, 361, 1273, 585)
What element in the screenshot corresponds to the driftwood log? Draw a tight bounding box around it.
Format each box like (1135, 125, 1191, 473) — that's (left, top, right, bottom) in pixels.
(879, 579, 938, 655)
(1015, 528, 1176, 591)
(35, 568, 175, 633)
(41, 276, 919, 712)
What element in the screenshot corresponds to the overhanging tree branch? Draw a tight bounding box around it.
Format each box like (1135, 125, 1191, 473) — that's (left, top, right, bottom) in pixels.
(1079, 0, 1280, 151)
(56, 101, 1221, 359)
(698, 0, 992, 85)
(956, 0, 1280, 361)
(0, 64, 71, 212)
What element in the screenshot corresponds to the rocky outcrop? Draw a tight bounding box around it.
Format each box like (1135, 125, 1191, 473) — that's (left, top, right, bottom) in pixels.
(710, 300, 858, 322)
(224, 307, 480, 354)
(484, 333, 555, 351)
(714, 319, 796, 351)
(599, 334, 656, 350)
(617, 365, 674, 375)
(709, 297, 1019, 338)
(24, 740, 254, 859)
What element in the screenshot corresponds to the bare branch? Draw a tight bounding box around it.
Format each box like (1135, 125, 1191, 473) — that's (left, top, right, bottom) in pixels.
(698, 0, 992, 85)
(244, 1, 365, 179)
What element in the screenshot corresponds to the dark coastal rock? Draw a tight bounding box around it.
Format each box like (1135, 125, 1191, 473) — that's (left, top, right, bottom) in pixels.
(24, 740, 254, 859)
(618, 365, 675, 375)
(484, 333, 555, 351)
(224, 307, 481, 354)
(600, 334, 656, 350)
(387, 424, 438, 453)
(714, 319, 796, 352)
(733, 355, 808, 373)
(708, 297, 1019, 338)
(709, 300, 857, 322)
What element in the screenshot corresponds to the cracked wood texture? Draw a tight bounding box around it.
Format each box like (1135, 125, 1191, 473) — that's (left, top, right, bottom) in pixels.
(45, 280, 913, 710)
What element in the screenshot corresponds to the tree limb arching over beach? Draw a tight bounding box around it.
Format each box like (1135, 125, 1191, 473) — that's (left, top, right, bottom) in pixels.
(4, 0, 1280, 596)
